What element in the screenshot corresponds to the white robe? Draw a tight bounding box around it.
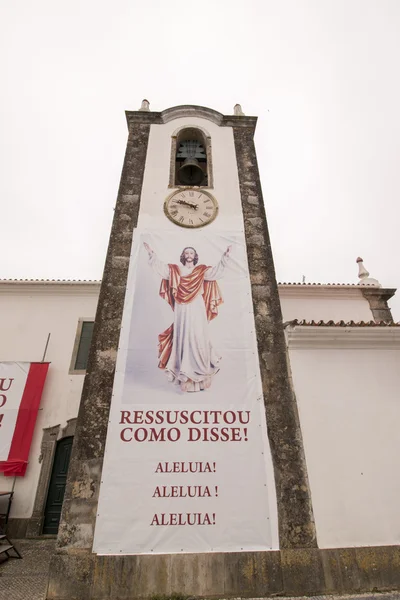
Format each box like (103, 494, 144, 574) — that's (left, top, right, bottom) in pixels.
(149, 253, 229, 392)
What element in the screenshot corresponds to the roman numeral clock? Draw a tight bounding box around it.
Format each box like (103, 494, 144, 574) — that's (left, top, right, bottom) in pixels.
(164, 189, 218, 228)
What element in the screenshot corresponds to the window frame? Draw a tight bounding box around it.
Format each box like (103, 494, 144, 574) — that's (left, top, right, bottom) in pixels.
(69, 318, 95, 375)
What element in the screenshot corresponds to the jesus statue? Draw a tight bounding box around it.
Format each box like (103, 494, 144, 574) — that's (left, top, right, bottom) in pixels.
(143, 242, 232, 393)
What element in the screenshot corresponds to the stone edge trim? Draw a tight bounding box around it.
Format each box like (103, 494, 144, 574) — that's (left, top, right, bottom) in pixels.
(50, 119, 152, 555)
(231, 123, 317, 550)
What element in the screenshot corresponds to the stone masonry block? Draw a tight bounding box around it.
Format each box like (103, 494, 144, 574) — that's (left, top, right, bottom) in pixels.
(281, 548, 325, 595)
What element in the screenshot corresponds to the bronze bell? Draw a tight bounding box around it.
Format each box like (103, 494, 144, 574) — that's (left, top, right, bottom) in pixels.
(177, 157, 204, 185)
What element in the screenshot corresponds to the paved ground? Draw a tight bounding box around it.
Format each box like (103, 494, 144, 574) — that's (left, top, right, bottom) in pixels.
(0, 539, 55, 600)
(1, 540, 400, 600)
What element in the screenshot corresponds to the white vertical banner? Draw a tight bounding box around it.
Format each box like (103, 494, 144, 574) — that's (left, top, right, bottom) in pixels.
(93, 230, 278, 554)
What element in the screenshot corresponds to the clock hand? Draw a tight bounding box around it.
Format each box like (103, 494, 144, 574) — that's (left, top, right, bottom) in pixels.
(176, 199, 198, 210)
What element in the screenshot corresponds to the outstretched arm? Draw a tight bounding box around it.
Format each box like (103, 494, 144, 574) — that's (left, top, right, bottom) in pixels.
(143, 242, 153, 256)
(143, 242, 169, 279)
(204, 245, 232, 281)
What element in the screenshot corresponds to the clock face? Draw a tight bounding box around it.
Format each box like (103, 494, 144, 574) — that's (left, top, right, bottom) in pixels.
(164, 189, 218, 228)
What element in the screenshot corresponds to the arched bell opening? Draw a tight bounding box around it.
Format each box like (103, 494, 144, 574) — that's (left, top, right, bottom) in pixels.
(169, 127, 213, 188)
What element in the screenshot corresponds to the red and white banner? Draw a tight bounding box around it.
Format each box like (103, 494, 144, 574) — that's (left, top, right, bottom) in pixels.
(94, 231, 278, 555)
(0, 362, 49, 476)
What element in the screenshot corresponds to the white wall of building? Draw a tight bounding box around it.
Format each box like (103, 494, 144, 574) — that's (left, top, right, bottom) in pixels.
(288, 327, 400, 548)
(280, 286, 373, 323)
(0, 280, 382, 527)
(0, 283, 98, 518)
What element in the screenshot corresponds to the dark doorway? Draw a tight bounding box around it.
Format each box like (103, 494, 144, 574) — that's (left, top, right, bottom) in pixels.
(43, 436, 73, 534)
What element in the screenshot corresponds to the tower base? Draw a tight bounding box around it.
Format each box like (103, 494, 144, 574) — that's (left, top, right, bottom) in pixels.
(47, 546, 400, 599)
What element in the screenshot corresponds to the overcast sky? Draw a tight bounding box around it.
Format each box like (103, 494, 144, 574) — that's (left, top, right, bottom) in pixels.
(1, 0, 399, 318)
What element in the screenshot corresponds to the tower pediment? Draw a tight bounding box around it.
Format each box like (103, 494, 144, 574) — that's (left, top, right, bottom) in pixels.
(125, 103, 257, 128)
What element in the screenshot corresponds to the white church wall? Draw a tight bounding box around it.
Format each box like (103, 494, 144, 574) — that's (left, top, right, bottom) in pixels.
(138, 117, 244, 231)
(0, 283, 98, 519)
(280, 287, 373, 322)
(0, 277, 390, 525)
(288, 331, 400, 548)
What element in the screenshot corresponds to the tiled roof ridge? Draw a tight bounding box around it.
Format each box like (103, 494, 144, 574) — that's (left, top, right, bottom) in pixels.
(285, 319, 400, 328)
(0, 279, 377, 286)
(279, 282, 377, 287)
(0, 278, 100, 283)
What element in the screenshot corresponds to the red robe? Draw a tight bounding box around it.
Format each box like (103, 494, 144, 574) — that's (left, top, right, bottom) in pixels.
(158, 264, 223, 369)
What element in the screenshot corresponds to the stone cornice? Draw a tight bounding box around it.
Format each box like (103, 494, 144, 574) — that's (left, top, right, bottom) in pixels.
(285, 324, 400, 349)
(221, 115, 258, 129)
(125, 111, 163, 126)
(126, 105, 258, 130)
(162, 105, 224, 125)
(361, 287, 396, 301)
(279, 285, 365, 299)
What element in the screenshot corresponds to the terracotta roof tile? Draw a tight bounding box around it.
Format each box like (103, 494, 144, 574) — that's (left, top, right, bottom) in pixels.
(0, 279, 381, 288)
(285, 319, 400, 328)
(278, 282, 377, 287)
(0, 279, 100, 283)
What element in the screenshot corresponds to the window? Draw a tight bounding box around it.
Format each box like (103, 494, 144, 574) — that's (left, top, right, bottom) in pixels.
(69, 319, 94, 374)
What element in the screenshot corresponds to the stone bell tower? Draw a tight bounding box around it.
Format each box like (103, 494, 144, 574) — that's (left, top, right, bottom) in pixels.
(46, 103, 316, 599)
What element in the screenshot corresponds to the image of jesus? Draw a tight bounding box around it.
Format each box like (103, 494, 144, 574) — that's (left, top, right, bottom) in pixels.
(143, 243, 232, 392)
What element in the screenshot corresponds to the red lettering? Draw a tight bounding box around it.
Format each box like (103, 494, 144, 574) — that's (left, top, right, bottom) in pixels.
(190, 411, 202, 424)
(134, 427, 148, 442)
(209, 411, 222, 424)
(179, 411, 189, 424)
(154, 461, 216, 473)
(238, 411, 250, 424)
(219, 427, 230, 441)
(223, 411, 236, 424)
(150, 514, 161, 526)
(188, 428, 201, 441)
(155, 411, 164, 424)
(149, 428, 165, 442)
(119, 411, 133, 424)
(134, 412, 143, 424)
(209, 428, 219, 442)
(231, 427, 241, 441)
(149, 513, 216, 526)
(0, 395, 6, 409)
(144, 411, 154, 424)
(118, 410, 251, 426)
(120, 427, 133, 442)
(121, 427, 181, 443)
(0, 378, 13, 392)
(187, 427, 246, 442)
(167, 428, 180, 442)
